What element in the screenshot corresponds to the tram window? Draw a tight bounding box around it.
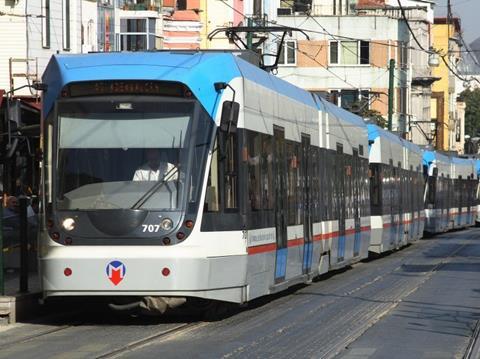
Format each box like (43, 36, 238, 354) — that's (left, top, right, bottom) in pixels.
(45, 122, 54, 204)
(345, 155, 353, 219)
(246, 131, 273, 211)
(286, 141, 299, 225)
(312, 147, 321, 222)
(205, 138, 220, 212)
(370, 164, 381, 215)
(427, 175, 436, 206)
(224, 133, 238, 210)
(295, 142, 302, 224)
(247, 132, 262, 211)
(261, 134, 274, 210)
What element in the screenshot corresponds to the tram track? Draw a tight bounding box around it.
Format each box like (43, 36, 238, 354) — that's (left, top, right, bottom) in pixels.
(0, 230, 476, 359)
(0, 323, 79, 350)
(94, 321, 208, 359)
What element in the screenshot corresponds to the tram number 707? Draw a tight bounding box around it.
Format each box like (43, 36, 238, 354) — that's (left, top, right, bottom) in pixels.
(142, 224, 161, 233)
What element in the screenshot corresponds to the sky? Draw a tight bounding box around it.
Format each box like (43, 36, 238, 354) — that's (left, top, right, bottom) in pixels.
(434, 0, 480, 45)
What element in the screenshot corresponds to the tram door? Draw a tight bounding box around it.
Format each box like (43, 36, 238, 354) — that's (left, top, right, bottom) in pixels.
(302, 135, 313, 273)
(352, 149, 361, 257)
(337, 144, 346, 262)
(273, 128, 288, 283)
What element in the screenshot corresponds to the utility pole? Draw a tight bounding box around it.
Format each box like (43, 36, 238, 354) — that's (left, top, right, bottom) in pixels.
(388, 58, 395, 132)
(246, 18, 253, 50)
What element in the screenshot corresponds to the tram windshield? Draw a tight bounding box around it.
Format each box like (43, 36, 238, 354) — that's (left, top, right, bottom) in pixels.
(55, 98, 214, 211)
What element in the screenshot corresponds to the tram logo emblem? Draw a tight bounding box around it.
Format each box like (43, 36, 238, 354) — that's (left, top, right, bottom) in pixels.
(106, 260, 126, 286)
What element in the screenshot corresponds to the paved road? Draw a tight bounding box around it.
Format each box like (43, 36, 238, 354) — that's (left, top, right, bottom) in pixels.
(1, 228, 479, 359)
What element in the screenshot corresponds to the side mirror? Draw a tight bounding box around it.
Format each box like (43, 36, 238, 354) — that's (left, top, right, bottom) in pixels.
(220, 101, 239, 134)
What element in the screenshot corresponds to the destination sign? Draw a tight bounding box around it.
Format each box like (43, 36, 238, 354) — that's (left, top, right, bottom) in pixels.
(65, 81, 190, 98)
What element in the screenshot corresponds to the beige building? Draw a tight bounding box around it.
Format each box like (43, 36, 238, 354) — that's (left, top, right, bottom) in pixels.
(431, 17, 465, 153)
(276, 3, 412, 134)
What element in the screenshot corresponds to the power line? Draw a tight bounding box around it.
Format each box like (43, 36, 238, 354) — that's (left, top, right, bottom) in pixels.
(396, 0, 434, 54)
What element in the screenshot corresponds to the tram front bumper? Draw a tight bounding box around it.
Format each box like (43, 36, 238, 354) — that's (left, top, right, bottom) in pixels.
(39, 245, 248, 302)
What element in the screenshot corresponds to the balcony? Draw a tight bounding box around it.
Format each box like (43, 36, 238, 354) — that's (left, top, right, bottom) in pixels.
(119, 1, 161, 12)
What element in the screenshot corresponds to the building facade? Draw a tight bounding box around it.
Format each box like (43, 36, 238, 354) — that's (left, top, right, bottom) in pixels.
(276, 1, 412, 135)
(0, 0, 82, 96)
(431, 17, 464, 153)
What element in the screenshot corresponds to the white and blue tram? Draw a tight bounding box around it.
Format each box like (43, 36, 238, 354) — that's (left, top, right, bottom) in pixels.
(39, 51, 370, 306)
(367, 125, 424, 254)
(38, 51, 478, 309)
(423, 151, 477, 233)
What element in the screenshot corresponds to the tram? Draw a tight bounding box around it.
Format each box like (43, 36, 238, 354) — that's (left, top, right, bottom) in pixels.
(38, 51, 479, 311)
(367, 124, 424, 254)
(423, 151, 477, 233)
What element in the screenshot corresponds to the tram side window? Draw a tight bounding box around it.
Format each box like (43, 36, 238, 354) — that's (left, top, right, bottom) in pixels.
(345, 155, 353, 219)
(44, 121, 54, 204)
(204, 131, 239, 212)
(261, 134, 274, 210)
(369, 164, 381, 216)
(204, 138, 220, 212)
(426, 170, 436, 206)
(247, 132, 262, 211)
(247, 132, 274, 211)
(224, 133, 238, 210)
(286, 141, 301, 225)
(312, 147, 321, 222)
(329, 150, 337, 220)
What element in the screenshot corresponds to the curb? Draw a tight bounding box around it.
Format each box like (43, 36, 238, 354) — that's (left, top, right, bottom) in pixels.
(0, 292, 42, 324)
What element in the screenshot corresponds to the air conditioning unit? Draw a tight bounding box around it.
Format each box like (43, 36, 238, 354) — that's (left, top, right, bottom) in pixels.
(277, 7, 292, 16)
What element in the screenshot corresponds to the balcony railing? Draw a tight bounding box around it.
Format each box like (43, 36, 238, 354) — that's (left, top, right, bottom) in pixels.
(118, 1, 161, 11)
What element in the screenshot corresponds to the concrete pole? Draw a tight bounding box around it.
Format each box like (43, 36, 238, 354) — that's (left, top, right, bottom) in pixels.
(388, 58, 395, 132)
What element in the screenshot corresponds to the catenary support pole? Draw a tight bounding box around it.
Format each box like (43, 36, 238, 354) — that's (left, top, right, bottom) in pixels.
(247, 18, 253, 50)
(388, 58, 395, 132)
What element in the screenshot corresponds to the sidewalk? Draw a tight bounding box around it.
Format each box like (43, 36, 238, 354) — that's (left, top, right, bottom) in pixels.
(1, 247, 42, 324)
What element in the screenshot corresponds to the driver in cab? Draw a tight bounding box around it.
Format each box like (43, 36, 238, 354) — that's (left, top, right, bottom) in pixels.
(133, 149, 178, 181)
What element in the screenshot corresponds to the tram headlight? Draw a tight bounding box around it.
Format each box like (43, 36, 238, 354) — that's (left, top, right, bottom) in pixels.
(161, 218, 173, 231)
(62, 217, 76, 231)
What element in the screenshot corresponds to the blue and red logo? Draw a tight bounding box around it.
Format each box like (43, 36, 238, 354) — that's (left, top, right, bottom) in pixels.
(106, 260, 126, 286)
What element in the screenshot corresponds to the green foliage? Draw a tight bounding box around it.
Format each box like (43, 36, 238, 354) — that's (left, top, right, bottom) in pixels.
(360, 108, 387, 128)
(459, 88, 480, 137)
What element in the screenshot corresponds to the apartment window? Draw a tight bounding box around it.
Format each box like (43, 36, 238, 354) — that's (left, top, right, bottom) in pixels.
(119, 18, 156, 51)
(399, 42, 408, 69)
(341, 90, 357, 110)
(63, 0, 70, 50)
(333, 0, 352, 15)
(330, 41, 370, 65)
(397, 87, 407, 115)
(278, 40, 297, 66)
(42, 0, 50, 48)
(177, 0, 187, 10)
(330, 89, 370, 112)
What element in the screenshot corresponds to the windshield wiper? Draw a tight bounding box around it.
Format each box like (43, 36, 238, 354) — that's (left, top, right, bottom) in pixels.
(130, 165, 180, 210)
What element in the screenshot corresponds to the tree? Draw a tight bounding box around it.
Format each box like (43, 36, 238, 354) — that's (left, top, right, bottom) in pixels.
(360, 108, 387, 128)
(459, 88, 480, 137)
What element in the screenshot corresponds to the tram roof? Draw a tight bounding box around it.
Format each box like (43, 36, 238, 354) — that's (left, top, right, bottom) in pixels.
(42, 51, 317, 116)
(366, 124, 403, 146)
(316, 96, 367, 128)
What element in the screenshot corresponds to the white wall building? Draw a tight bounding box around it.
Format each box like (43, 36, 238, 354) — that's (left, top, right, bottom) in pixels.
(0, 0, 82, 97)
(276, 11, 411, 134)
